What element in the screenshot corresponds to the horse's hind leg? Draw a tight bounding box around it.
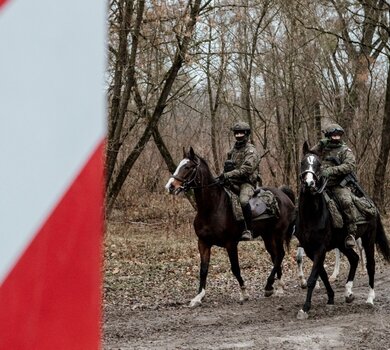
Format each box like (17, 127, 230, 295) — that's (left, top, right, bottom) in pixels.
(226, 243, 248, 303)
(264, 239, 285, 297)
(189, 239, 210, 308)
(296, 247, 307, 288)
(339, 246, 359, 304)
(362, 237, 375, 305)
(329, 249, 341, 282)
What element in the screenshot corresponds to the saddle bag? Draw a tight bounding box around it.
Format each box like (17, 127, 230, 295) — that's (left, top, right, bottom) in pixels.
(323, 192, 343, 228)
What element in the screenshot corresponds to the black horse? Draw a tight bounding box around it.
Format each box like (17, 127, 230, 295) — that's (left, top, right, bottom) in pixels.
(165, 147, 296, 307)
(296, 141, 390, 319)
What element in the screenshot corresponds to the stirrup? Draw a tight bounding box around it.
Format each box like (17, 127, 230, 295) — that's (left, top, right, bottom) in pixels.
(241, 230, 253, 241)
(345, 234, 356, 249)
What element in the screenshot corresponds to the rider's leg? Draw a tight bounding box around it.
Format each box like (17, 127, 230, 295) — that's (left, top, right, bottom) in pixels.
(333, 186, 358, 248)
(240, 184, 254, 241)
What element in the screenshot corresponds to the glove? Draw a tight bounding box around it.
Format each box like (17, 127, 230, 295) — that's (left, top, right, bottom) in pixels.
(217, 173, 228, 185)
(322, 168, 333, 178)
(224, 160, 235, 172)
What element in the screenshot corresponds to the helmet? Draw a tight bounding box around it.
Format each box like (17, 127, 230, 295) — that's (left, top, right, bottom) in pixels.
(323, 123, 344, 138)
(231, 121, 251, 134)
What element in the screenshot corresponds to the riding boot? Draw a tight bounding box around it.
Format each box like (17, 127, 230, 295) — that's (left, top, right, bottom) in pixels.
(241, 203, 253, 241)
(345, 223, 357, 249)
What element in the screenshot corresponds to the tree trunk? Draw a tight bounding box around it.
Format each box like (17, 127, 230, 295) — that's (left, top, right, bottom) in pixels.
(373, 58, 390, 211)
(106, 0, 203, 215)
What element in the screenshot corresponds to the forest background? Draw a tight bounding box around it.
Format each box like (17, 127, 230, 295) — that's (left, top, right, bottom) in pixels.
(105, 0, 390, 215)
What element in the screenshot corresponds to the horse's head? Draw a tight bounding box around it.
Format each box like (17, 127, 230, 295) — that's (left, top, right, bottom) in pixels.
(165, 147, 200, 195)
(300, 141, 323, 193)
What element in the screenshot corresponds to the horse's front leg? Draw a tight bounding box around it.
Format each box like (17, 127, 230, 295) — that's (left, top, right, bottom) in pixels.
(297, 250, 326, 319)
(319, 265, 334, 305)
(189, 239, 211, 308)
(226, 242, 248, 303)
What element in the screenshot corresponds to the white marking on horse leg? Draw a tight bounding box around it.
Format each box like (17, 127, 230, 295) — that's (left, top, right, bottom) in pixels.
(275, 278, 285, 296)
(345, 281, 353, 297)
(366, 288, 375, 305)
(189, 288, 206, 308)
(345, 281, 354, 303)
(329, 248, 340, 282)
(297, 309, 309, 320)
(239, 286, 249, 302)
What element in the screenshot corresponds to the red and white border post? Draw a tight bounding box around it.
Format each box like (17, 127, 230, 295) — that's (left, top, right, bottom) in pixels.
(0, 1, 106, 349)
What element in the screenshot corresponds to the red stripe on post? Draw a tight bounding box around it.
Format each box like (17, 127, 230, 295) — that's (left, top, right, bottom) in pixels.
(0, 140, 105, 350)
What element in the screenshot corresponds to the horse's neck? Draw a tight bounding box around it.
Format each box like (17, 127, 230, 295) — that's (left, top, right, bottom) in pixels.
(299, 191, 327, 222)
(193, 178, 226, 214)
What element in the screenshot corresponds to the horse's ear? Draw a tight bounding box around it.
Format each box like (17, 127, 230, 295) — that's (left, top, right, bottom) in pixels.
(303, 141, 310, 155)
(189, 146, 195, 159)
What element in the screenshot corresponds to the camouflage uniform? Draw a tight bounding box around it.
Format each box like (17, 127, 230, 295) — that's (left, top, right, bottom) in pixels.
(311, 128, 359, 242)
(222, 121, 260, 240)
(225, 142, 260, 207)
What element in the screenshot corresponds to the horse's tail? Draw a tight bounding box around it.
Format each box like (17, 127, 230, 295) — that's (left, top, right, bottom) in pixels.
(375, 214, 390, 262)
(279, 185, 296, 204)
(279, 185, 296, 251)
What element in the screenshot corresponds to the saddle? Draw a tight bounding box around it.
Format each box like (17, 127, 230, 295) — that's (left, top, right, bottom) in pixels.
(225, 187, 279, 221)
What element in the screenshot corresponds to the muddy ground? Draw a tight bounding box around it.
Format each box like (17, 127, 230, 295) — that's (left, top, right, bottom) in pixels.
(104, 201, 390, 350)
(104, 269, 390, 350)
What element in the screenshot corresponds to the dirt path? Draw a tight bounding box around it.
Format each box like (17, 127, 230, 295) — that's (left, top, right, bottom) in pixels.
(104, 269, 390, 349)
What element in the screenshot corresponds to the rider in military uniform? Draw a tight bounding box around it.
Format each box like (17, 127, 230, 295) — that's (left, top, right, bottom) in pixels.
(219, 121, 260, 241)
(311, 123, 358, 248)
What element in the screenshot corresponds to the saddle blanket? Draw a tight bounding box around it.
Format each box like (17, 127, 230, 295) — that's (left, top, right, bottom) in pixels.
(226, 188, 279, 222)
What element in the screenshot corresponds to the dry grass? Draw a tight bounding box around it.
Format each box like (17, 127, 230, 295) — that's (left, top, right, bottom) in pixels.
(104, 191, 390, 312)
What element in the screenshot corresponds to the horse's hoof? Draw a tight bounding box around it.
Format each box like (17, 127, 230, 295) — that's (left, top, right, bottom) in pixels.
(189, 300, 201, 308)
(275, 289, 284, 296)
(239, 296, 249, 303)
(366, 299, 374, 306)
(297, 309, 309, 320)
(300, 282, 307, 289)
(264, 290, 274, 297)
(345, 294, 355, 303)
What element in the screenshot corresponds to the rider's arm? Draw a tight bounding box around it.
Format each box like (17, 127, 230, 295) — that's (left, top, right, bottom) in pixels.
(327, 148, 356, 176)
(225, 148, 258, 181)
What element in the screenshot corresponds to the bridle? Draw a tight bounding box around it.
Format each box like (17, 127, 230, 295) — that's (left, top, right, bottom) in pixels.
(171, 158, 219, 192)
(300, 155, 328, 194)
(171, 159, 199, 192)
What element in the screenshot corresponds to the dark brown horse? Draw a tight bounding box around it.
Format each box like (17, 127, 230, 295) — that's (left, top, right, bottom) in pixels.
(165, 147, 296, 307)
(296, 142, 390, 319)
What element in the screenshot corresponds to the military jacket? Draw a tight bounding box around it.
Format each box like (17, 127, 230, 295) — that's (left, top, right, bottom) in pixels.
(311, 139, 356, 187)
(225, 142, 260, 186)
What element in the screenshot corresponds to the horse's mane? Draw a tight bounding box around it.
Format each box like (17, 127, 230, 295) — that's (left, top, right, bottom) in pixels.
(195, 154, 214, 177)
